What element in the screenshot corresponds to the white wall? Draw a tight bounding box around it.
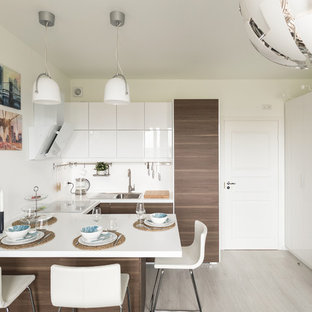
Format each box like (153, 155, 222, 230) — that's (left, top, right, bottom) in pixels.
(70, 78, 312, 249)
(0, 25, 70, 220)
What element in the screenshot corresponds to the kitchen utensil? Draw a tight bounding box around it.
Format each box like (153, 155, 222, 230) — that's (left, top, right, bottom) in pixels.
(158, 164, 161, 181)
(136, 203, 145, 221)
(92, 207, 101, 223)
(147, 162, 150, 176)
(144, 217, 175, 228)
(80, 225, 103, 242)
(152, 163, 155, 179)
(36, 232, 51, 245)
(113, 234, 122, 246)
(150, 213, 168, 224)
(68, 178, 91, 196)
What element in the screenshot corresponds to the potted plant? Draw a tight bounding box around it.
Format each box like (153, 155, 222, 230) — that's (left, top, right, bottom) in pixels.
(95, 162, 109, 176)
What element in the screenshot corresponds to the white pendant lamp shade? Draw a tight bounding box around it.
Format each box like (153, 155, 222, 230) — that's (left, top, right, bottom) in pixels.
(32, 75, 61, 105)
(104, 76, 130, 105)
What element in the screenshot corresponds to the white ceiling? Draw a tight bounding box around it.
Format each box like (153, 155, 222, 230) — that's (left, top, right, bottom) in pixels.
(1, 0, 312, 79)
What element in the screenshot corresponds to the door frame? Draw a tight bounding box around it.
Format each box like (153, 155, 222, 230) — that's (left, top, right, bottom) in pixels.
(220, 116, 284, 251)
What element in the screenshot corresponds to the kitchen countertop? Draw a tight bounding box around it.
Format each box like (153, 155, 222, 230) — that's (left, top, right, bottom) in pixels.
(86, 192, 174, 203)
(43, 200, 99, 214)
(0, 213, 182, 258)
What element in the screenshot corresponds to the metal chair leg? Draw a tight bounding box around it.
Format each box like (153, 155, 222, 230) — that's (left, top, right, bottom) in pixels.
(120, 305, 123, 312)
(127, 286, 131, 312)
(57, 307, 62, 312)
(149, 269, 160, 311)
(189, 270, 202, 312)
(27, 286, 37, 312)
(72, 309, 77, 312)
(152, 269, 165, 312)
(6, 308, 10, 312)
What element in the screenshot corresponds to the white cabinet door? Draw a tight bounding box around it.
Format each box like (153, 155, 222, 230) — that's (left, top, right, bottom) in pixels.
(117, 131, 144, 158)
(117, 102, 144, 129)
(145, 102, 173, 130)
(64, 102, 88, 130)
(89, 102, 116, 130)
(89, 131, 116, 158)
(145, 130, 173, 159)
(61, 131, 88, 158)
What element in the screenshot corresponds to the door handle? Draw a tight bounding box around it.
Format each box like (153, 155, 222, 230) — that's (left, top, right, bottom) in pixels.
(224, 181, 236, 190)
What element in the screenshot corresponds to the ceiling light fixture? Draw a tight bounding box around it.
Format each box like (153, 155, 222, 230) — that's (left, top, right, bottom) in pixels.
(104, 11, 130, 105)
(239, 0, 312, 69)
(32, 11, 61, 105)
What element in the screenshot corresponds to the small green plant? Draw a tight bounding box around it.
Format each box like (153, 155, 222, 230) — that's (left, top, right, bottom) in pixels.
(95, 162, 109, 171)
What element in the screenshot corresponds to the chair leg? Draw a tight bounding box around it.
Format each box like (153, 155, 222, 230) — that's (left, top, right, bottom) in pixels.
(6, 308, 9, 312)
(72, 309, 77, 312)
(152, 269, 165, 312)
(57, 307, 62, 312)
(127, 286, 131, 312)
(27, 286, 37, 312)
(120, 305, 123, 312)
(149, 269, 160, 311)
(189, 270, 202, 312)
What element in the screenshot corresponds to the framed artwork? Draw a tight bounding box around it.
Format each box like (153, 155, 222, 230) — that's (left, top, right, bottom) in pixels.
(0, 109, 22, 150)
(0, 65, 21, 110)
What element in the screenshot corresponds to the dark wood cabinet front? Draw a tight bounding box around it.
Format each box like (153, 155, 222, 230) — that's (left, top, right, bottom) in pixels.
(174, 99, 219, 262)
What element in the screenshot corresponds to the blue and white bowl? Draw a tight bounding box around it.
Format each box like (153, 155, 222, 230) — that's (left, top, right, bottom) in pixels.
(81, 225, 103, 242)
(150, 213, 168, 224)
(5, 225, 30, 241)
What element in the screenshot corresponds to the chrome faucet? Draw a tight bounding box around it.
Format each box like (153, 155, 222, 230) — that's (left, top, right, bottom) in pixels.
(128, 169, 135, 193)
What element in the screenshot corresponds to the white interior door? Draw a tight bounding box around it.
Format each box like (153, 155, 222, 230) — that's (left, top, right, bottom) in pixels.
(223, 120, 279, 249)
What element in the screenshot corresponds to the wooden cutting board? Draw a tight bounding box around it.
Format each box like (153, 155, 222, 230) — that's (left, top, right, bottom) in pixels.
(144, 190, 170, 199)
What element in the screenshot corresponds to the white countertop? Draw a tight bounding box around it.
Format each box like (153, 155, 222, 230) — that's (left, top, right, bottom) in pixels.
(86, 193, 174, 204)
(43, 200, 99, 214)
(0, 214, 182, 258)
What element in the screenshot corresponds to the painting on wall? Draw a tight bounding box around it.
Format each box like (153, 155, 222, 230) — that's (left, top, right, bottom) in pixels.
(0, 65, 21, 110)
(0, 109, 22, 150)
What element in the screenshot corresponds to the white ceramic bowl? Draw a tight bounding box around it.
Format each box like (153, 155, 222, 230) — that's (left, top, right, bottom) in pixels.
(5, 225, 30, 241)
(80, 225, 103, 242)
(150, 213, 168, 224)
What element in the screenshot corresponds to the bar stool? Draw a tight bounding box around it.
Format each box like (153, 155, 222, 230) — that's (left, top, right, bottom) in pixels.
(0, 267, 36, 312)
(50, 264, 131, 312)
(150, 220, 207, 312)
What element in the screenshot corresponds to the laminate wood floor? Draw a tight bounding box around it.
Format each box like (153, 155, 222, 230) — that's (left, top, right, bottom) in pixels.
(145, 251, 312, 312)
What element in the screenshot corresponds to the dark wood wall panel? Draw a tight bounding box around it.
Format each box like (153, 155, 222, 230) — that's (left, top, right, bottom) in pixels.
(0, 257, 145, 312)
(174, 99, 219, 262)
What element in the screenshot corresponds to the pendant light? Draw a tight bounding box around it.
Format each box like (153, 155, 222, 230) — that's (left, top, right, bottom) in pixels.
(104, 11, 130, 105)
(32, 11, 61, 105)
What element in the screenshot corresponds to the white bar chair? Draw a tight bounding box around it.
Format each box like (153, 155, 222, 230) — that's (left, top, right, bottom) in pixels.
(0, 267, 36, 312)
(150, 220, 207, 312)
(50, 264, 131, 312)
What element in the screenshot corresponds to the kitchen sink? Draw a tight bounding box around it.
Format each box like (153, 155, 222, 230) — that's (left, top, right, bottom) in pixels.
(115, 193, 142, 199)
(88, 192, 142, 199)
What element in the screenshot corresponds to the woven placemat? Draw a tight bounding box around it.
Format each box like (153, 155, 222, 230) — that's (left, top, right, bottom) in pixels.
(12, 216, 57, 228)
(0, 229, 55, 249)
(133, 220, 176, 231)
(73, 231, 125, 250)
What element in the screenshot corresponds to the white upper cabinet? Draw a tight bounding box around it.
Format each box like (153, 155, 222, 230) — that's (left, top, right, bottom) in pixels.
(64, 102, 88, 130)
(145, 102, 173, 130)
(89, 102, 116, 130)
(61, 131, 88, 158)
(117, 131, 144, 158)
(117, 102, 144, 129)
(89, 131, 116, 158)
(145, 130, 173, 159)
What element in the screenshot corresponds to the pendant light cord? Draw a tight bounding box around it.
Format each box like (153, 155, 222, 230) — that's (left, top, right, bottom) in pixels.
(44, 23, 51, 77)
(115, 23, 124, 76)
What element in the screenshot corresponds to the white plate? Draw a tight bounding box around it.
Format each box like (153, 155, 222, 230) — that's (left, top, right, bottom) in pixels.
(1, 231, 44, 246)
(78, 232, 117, 247)
(144, 217, 175, 228)
(37, 214, 53, 222)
